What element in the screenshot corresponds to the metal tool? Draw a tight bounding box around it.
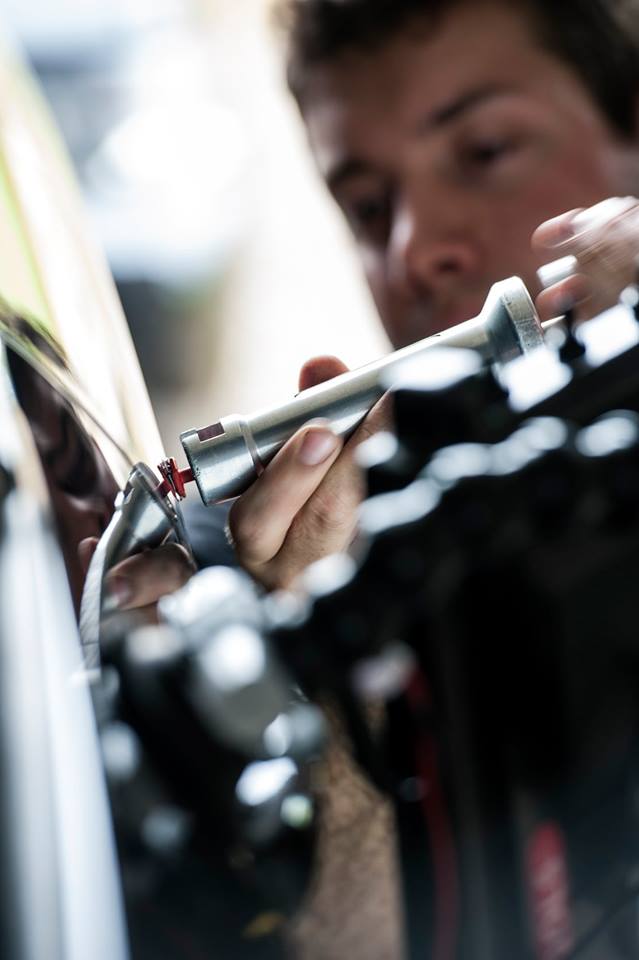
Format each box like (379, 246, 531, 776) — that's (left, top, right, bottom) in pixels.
(77, 276, 542, 661)
(180, 276, 545, 505)
(79, 462, 191, 668)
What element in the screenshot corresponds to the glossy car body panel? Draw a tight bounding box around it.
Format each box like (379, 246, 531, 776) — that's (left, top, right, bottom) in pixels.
(0, 26, 168, 960)
(0, 379, 129, 960)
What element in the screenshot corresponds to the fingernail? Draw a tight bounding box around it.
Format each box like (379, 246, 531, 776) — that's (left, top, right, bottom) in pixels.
(298, 428, 339, 466)
(550, 291, 578, 318)
(547, 219, 576, 246)
(537, 255, 577, 289)
(107, 576, 133, 609)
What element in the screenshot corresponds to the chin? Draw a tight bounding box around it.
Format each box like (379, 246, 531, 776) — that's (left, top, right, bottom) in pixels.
(384, 297, 490, 349)
(418, 308, 486, 345)
(436, 306, 484, 331)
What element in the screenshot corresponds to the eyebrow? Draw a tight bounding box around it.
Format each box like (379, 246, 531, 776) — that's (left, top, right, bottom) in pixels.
(326, 84, 509, 194)
(421, 84, 508, 131)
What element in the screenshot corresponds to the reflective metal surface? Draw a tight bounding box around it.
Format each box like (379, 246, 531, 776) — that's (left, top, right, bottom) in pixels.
(2, 308, 123, 611)
(0, 338, 128, 960)
(0, 24, 167, 615)
(182, 276, 542, 504)
(79, 461, 190, 667)
(0, 27, 165, 960)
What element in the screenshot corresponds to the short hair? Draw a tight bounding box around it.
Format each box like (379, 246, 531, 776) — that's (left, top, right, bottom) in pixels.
(280, 0, 639, 137)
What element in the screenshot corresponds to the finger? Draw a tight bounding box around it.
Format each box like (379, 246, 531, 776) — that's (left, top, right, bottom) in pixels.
(129, 603, 164, 626)
(532, 208, 584, 250)
(573, 202, 639, 289)
(78, 536, 98, 576)
(535, 273, 590, 322)
(298, 355, 349, 391)
(533, 198, 639, 273)
(228, 421, 343, 566)
(532, 198, 638, 253)
(284, 394, 393, 567)
(348, 390, 394, 451)
(105, 542, 195, 610)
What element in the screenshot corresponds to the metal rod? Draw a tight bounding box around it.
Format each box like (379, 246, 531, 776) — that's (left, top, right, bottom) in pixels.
(181, 276, 545, 505)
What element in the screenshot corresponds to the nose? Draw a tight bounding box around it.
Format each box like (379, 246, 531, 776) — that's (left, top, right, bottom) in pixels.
(388, 199, 478, 299)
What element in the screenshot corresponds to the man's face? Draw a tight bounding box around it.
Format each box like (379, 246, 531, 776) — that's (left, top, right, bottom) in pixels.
(302, 1, 639, 347)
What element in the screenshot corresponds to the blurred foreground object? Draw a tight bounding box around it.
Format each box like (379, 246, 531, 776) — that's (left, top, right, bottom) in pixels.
(97, 282, 639, 959)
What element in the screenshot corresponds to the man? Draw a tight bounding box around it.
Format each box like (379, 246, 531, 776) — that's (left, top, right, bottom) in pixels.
(221, 0, 639, 587)
(83, 5, 639, 957)
(100, 0, 639, 603)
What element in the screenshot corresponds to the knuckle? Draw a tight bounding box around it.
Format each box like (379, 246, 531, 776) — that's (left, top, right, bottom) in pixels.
(355, 420, 379, 445)
(301, 486, 359, 539)
(357, 417, 385, 445)
(121, 546, 191, 598)
(227, 502, 270, 564)
(356, 397, 392, 442)
(158, 543, 194, 583)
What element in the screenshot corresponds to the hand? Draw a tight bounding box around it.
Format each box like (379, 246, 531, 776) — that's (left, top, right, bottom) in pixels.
(227, 355, 391, 591)
(533, 196, 639, 322)
(78, 537, 195, 622)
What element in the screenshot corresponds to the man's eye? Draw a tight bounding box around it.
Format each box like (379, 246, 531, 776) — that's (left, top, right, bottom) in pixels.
(464, 139, 514, 168)
(347, 195, 390, 240)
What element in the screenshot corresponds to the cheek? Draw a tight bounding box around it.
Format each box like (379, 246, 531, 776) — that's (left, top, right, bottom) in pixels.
(481, 154, 620, 284)
(361, 250, 409, 343)
(504, 144, 625, 236)
(475, 192, 548, 284)
(362, 248, 389, 309)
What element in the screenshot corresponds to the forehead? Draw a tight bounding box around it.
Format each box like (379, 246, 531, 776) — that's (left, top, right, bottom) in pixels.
(302, 1, 597, 179)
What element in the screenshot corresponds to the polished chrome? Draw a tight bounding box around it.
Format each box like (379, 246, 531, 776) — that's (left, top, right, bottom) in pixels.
(0, 345, 129, 960)
(182, 276, 543, 505)
(79, 462, 189, 667)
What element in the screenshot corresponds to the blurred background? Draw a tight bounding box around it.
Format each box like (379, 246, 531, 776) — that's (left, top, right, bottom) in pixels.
(0, 0, 387, 456)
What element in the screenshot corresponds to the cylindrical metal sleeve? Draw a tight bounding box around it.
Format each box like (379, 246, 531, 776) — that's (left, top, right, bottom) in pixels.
(181, 277, 542, 505)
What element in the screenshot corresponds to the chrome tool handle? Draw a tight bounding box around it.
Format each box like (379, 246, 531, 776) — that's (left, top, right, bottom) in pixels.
(79, 462, 190, 669)
(181, 276, 542, 506)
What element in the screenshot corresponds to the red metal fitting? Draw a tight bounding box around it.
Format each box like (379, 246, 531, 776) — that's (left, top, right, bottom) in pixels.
(157, 457, 194, 500)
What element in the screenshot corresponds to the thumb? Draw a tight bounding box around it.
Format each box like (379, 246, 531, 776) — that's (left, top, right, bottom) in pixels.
(299, 354, 349, 391)
(78, 536, 99, 576)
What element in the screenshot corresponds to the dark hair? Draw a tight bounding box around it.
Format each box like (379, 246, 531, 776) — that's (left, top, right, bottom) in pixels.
(281, 0, 639, 136)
